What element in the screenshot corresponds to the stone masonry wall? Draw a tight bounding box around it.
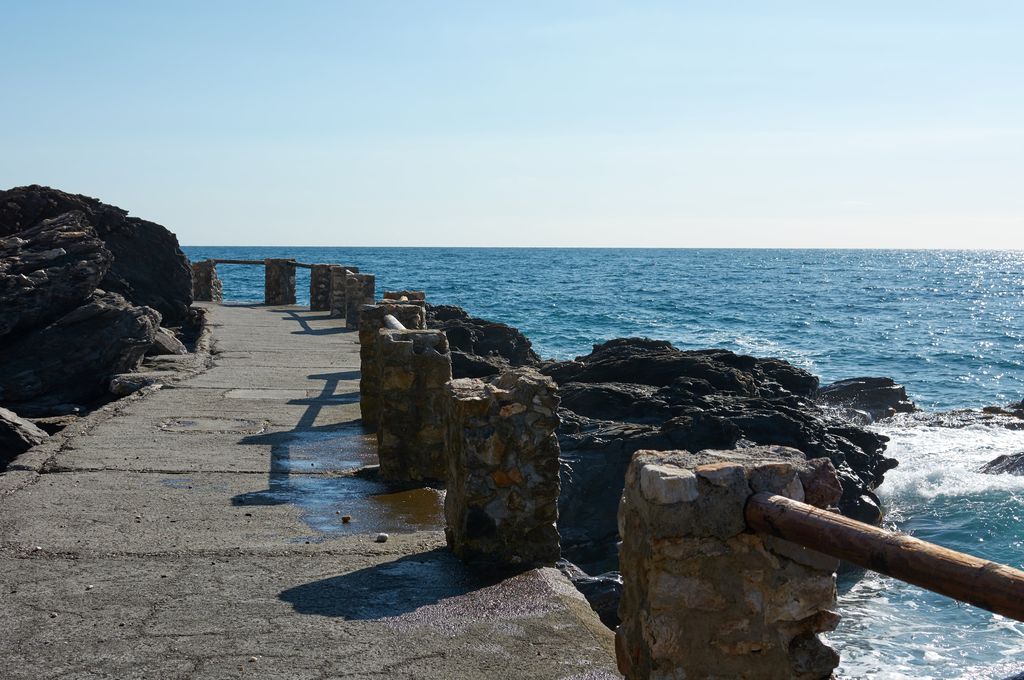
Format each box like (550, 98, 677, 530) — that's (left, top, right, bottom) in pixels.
(191, 260, 222, 303)
(358, 303, 427, 431)
(444, 368, 561, 568)
(328, 265, 358, 319)
(264, 259, 296, 305)
(616, 446, 843, 680)
(345, 273, 376, 328)
(376, 328, 452, 483)
(309, 264, 332, 311)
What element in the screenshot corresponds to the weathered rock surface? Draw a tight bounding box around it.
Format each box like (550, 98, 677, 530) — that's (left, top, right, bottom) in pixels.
(817, 376, 917, 421)
(0, 212, 112, 339)
(0, 185, 192, 325)
(426, 304, 540, 378)
(979, 453, 1024, 475)
(0, 291, 160, 411)
(0, 406, 48, 466)
(547, 338, 896, 572)
(147, 327, 187, 356)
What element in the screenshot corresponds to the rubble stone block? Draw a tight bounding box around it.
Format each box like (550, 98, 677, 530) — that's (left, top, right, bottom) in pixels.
(375, 328, 451, 482)
(264, 259, 296, 306)
(444, 368, 561, 568)
(191, 260, 222, 303)
(358, 303, 427, 431)
(616, 446, 841, 680)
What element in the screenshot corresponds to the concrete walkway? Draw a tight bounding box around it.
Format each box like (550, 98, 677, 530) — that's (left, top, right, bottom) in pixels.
(0, 304, 619, 680)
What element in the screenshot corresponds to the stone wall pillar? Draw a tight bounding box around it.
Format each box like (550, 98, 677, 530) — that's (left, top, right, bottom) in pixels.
(615, 446, 843, 680)
(264, 259, 297, 305)
(345, 273, 376, 328)
(191, 260, 222, 302)
(327, 266, 359, 319)
(443, 368, 561, 568)
(375, 328, 452, 483)
(358, 303, 427, 431)
(309, 264, 333, 311)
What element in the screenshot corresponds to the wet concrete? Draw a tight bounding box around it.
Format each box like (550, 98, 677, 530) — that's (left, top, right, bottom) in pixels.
(0, 303, 618, 678)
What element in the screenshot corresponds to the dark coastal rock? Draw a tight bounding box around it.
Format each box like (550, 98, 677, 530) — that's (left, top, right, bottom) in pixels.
(549, 338, 896, 572)
(426, 304, 540, 378)
(0, 185, 193, 325)
(0, 212, 112, 339)
(0, 406, 48, 466)
(0, 291, 160, 410)
(147, 327, 187, 356)
(979, 453, 1024, 476)
(556, 560, 622, 629)
(818, 377, 917, 421)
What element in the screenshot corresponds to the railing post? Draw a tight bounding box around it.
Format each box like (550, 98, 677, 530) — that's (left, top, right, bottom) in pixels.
(374, 328, 452, 483)
(443, 368, 561, 568)
(309, 264, 333, 311)
(358, 303, 427, 431)
(616, 447, 842, 680)
(264, 258, 296, 305)
(382, 290, 426, 302)
(344, 273, 375, 328)
(191, 259, 222, 302)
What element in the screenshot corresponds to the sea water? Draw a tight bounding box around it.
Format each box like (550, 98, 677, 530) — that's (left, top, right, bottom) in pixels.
(183, 246, 1024, 678)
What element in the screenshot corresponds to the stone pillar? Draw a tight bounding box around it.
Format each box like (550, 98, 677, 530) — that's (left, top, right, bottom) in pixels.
(615, 446, 843, 680)
(345, 273, 376, 328)
(375, 328, 452, 483)
(309, 264, 333, 311)
(443, 368, 561, 568)
(358, 303, 427, 431)
(264, 258, 296, 305)
(327, 266, 359, 319)
(191, 260, 222, 302)
(382, 290, 426, 302)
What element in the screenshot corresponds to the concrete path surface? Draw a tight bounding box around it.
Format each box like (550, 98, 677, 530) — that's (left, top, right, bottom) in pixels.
(0, 304, 619, 680)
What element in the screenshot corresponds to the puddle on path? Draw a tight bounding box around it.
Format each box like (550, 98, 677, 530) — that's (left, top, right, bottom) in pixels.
(233, 422, 445, 537)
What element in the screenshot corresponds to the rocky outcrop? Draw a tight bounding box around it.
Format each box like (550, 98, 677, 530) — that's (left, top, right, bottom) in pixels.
(979, 453, 1024, 475)
(817, 377, 916, 422)
(426, 304, 540, 378)
(546, 338, 896, 572)
(0, 406, 48, 466)
(0, 291, 160, 413)
(0, 212, 112, 339)
(0, 185, 192, 325)
(147, 327, 187, 356)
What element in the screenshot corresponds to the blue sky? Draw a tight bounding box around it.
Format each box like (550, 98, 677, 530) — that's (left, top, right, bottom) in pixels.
(2, 1, 1021, 247)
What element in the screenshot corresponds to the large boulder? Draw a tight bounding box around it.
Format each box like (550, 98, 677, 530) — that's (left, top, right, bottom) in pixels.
(0, 291, 160, 412)
(817, 377, 916, 421)
(0, 406, 48, 467)
(0, 185, 192, 325)
(547, 338, 896, 572)
(426, 304, 540, 378)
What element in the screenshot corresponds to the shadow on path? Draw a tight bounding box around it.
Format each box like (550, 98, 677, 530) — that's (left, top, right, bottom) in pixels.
(279, 309, 352, 336)
(279, 548, 493, 619)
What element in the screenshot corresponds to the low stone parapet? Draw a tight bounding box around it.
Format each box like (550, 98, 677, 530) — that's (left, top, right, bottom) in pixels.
(615, 446, 842, 680)
(443, 368, 561, 568)
(345, 273, 376, 328)
(375, 328, 452, 483)
(309, 264, 333, 311)
(383, 290, 426, 302)
(264, 259, 296, 305)
(191, 260, 222, 302)
(358, 303, 427, 431)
